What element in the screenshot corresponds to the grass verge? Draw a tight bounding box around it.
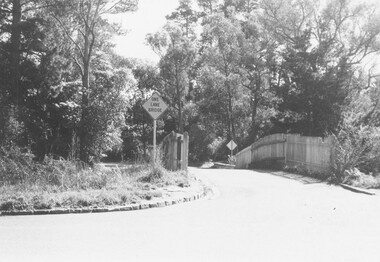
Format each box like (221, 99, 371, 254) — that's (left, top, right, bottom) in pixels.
(0, 147, 193, 212)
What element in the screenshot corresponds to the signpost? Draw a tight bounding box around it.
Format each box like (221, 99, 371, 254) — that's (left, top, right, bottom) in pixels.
(142, 92, 168, 162)
(227, 140, 237, 158)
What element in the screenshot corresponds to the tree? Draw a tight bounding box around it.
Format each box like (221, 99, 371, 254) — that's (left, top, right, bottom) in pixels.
(260, 0, 380, 136)
(197, 0, 219, 15)
(200, 14, 244, 140)
(237, 11, 277, 142)
(147, 23, 197, 133)
(49, 0, 138, 162)
(0, 0, 52, 146)
(197, 0, 258, 17)
(121, 61, 159, 160)
(166, 0, 200, 39)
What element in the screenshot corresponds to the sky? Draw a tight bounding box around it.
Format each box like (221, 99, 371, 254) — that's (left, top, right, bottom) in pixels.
(109, 0, 180, 63)
(108, 0, 380, 71)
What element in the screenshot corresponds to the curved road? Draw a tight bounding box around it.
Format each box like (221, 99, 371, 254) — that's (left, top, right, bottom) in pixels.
(1, 168, 380, 262)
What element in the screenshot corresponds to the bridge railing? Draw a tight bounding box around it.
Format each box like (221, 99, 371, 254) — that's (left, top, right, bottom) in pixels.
(236, 134, 335, 172)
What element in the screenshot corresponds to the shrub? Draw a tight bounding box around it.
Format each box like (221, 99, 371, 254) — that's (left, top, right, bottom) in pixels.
(0, 146, 35, 184)
(143, 148, 168, 182)
(332, 115, 380, 182)
(208, 137, 226, 161)
(283, 164, 330, 180)
(0, 196, 28, 211)
(342, 168, 380, 189)
(188, 124, 215, 162)
(228, 155, 236, 165)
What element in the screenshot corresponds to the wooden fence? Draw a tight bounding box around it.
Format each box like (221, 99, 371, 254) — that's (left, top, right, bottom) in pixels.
(235, 134, 335, 172)
(161, 131, 189, 171)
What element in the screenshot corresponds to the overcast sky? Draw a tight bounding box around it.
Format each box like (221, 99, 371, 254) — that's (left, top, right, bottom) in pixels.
(108, 0, 380, 71)
(109, 0, 180, 63)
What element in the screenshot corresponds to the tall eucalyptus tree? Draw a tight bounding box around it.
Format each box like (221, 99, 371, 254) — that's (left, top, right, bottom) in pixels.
(49, 0, 138, 162)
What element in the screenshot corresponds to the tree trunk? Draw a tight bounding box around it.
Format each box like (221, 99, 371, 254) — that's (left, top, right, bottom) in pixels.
(249, 73, 261, 142)
(176, 67, 184, 133)
(10, 0, 21, 103)
(226, 80, 235, 141)
(1, 0, 22, 145)
(178, 96, 183, 133)
(79, 31, 91, 163)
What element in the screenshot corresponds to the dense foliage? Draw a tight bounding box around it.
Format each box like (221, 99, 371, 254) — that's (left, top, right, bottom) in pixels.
(1, 0, 380, 179)
(0, 0, 138, 163)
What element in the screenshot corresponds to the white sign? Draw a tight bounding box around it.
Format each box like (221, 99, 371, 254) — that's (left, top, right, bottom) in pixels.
(227, 140, 237, 150)
(142, 92, 168, 120)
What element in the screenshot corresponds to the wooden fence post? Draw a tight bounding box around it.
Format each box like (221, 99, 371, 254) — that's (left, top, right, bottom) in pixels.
(183, 132, 189, 170)
(329, 135, 336, 172)
(170, 131, 177, 171)
(284, 133, 287, 166)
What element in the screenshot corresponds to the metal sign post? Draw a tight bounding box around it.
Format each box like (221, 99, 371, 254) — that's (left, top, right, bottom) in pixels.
(153, 119, 156, 162)
(142, 92, 168, 163)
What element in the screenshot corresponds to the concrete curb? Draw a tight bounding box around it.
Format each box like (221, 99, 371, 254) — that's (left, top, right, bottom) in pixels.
(339, 183, 376, 196)
(0, 180, 214, 217)
(260, 170, 377, 196)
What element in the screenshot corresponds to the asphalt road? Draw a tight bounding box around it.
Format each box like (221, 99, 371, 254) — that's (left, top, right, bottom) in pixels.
(1, 168, 380, 262)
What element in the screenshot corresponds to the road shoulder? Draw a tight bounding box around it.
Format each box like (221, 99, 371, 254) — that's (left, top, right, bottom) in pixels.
(0, 177, 212, 217)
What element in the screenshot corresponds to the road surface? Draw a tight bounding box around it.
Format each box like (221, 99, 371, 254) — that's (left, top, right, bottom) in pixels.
(1, 168, 380, 262)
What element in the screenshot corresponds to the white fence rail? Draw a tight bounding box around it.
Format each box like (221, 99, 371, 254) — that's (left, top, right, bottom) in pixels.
(236, 134, 335, 172)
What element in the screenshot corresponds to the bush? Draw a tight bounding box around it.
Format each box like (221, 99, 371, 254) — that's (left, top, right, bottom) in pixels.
(208, 137, 227, 161)
(140, 148, 189, 185)
(0, 146, 36, 184)
(342, 168, 380, 189)
(228, 155, 236, 165)
(332, 115, 380, 182)
(283, 164, 330, 180)
(145, 149, 168, 182)
(188, 124, 215, 162)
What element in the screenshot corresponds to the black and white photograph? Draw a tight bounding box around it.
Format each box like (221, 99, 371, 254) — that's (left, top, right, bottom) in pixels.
(1, 0, 380, 261)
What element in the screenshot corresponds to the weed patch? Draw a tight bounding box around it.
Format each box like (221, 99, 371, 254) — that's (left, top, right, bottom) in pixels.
(0, 147, 192, 212)
(283, 164, 331, 181)
(342, 168, 380, 189)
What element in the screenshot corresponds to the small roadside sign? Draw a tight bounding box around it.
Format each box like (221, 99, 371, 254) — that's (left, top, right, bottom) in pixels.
(142, 92, 168, 163)
(142, 92, 168, 120)
(227, 140, 237, 151)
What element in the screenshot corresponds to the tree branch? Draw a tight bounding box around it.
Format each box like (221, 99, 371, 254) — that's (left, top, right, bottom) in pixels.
(0, 7, 11, 13)
(51, 13, 85, 59)
(20, 0, 34, 7)
(100, 0, 122, 15)
(23, 4, 56, 13)
(73, 56, 84, 77)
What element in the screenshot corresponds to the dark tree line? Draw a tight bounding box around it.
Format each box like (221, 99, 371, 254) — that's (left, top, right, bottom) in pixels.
(140, 0, 380, 162)
(1, 0, 380, 165)
(0, 0, 138, 162)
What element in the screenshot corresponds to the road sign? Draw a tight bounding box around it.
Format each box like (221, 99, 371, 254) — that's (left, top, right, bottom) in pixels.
(142, 92, 168, 120)
(142, 92, 168, 163)
(227, 140, 237, 151)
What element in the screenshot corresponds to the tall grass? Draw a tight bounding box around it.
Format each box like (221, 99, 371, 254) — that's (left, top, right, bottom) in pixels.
(0, 146, 191, 211)
(138, 148, 190, 186)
